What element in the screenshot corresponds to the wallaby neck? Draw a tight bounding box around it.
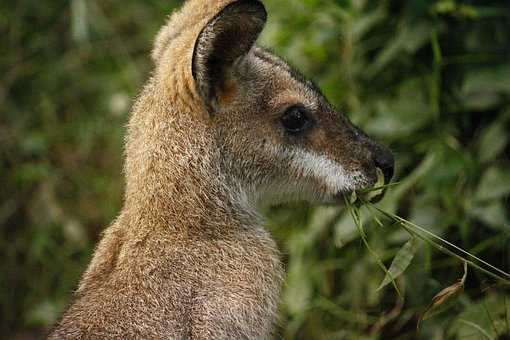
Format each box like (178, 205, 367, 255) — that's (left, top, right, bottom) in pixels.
(124, 177, 260, 237)
(122, 109, 261, 236)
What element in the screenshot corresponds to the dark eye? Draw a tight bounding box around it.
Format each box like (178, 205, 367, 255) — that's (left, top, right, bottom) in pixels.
(280, 105, 312, 134)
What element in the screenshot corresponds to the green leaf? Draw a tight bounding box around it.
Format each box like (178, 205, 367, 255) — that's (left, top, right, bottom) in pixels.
(368, 22, 434, 76)
(448, 293, 508, 339)
(470, 201, 509, 230)
(457, 320, 495, 340)
(477, 121, 508, 163)
(431, 0, 456, 15)
(462, 66, 510, 95)
(366, 78, 432, 137)
(460, 66, 510, 110)
(377, 238, 417, 291)
(475, 166, 510, 202)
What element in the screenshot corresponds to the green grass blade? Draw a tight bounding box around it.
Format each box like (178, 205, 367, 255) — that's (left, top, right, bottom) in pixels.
(344, 196, 402, 296)
(357, 181, 401, 193)
(367, 203, 510, 282)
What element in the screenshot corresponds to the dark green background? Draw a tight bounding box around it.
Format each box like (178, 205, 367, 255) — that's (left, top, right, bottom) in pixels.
(1, 0, 509, 339)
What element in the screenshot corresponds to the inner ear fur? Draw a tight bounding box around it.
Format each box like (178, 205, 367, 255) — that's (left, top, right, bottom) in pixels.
(192, 0, 267, 113)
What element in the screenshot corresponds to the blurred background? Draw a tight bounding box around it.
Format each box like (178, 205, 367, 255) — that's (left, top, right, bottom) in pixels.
(1, 0, 509, 339)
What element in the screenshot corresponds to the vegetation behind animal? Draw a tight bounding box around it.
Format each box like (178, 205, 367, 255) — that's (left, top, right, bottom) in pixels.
(1, 0, 509, 339)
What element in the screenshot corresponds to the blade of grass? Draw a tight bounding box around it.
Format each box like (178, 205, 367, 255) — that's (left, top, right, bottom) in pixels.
(344, 196, 402, 296)
(364, 203, 509, 283)
(367, 203, 510, 282)
(371, 204, 505, 275)
(357, 181, 401, 193)
(372, 214, 386, 229)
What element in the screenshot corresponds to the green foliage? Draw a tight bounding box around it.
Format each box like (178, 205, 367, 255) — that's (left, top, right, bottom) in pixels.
(1, 0, 509, 338)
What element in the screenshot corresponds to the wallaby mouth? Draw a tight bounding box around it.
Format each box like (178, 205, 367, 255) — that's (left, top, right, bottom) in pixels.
(332, 167, 391, 206)
(354, 167, 390, 205)
(363, 145, 395, 203)
(374, 150, 395, 185)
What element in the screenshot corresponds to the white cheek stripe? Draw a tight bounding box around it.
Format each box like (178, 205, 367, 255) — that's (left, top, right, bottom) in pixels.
(292, 149, 356, 191)
(270, 146, 363, 194)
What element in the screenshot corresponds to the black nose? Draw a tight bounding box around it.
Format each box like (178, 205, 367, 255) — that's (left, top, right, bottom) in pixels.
(374, 150, 395, 183)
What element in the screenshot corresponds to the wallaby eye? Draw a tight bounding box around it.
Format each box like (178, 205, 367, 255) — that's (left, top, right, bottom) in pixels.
(280, 105, 312, 134)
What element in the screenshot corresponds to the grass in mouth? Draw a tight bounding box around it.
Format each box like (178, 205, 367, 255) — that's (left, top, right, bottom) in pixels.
(343, 170, 510, 325)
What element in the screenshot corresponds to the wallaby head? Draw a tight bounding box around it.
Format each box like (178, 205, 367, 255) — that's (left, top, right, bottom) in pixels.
(135, 0, 394, 214)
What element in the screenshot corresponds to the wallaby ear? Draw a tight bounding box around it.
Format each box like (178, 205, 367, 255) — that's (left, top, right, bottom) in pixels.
(192, 0, 267, 113)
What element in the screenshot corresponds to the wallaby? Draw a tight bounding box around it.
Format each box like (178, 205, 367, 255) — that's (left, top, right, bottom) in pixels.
(49, 0, 394, 338)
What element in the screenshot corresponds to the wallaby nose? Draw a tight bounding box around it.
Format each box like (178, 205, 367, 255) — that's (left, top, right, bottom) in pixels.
(374, 150, 395, 184)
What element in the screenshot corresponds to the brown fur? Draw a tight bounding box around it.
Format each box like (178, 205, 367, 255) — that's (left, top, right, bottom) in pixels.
(49, 0, 393, 339)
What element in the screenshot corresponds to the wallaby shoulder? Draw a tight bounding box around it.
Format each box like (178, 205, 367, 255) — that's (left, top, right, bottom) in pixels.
(50, 210, 283, 339)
